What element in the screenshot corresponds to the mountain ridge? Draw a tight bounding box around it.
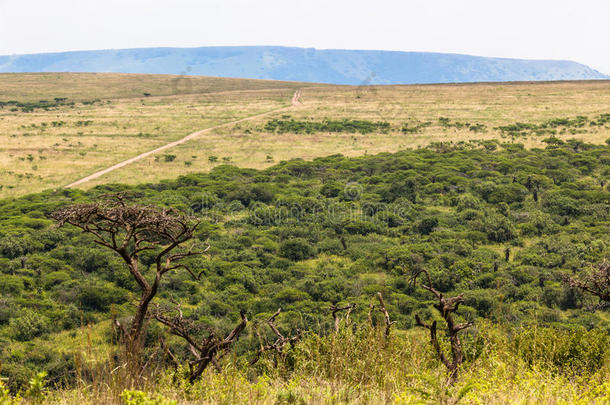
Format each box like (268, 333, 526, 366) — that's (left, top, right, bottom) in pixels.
(1, 46, 607, 85)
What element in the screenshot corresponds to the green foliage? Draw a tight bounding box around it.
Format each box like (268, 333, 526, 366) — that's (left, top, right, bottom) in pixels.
(77, 282, 129, 311)
(495, 113, 607, 137)
(24, 372, 47, 404)
(417, 217, 438, 235)
(0, 276, 24, 295)
(438, 117, 487, 132)
(0, 382, 10, 404)
(401, 120, 432, 134)
(0, 141, 609, 396)
(264, 119, 391, 134)
(9, 310, 50, 341)
(513, 327, 609, 374)
(278, 238, 314, 261)
(0, 379, 20, 405)
(0, 98, 75, 113)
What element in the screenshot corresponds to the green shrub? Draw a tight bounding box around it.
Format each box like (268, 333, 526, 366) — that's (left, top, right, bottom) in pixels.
(0, 276, 24, 295)
(264, 119, 390, 134)
(417, 217, 438, 235)
(278, 239, 315, 261)
(24, 372, 47, 404)
(320, 182, 343, 198)
(77, 282, 129, 312)
(9, 310, 50, 341)
(317, 238, 344, 255)
(42, 271, 71, 289)
(542, 194, 582, 216)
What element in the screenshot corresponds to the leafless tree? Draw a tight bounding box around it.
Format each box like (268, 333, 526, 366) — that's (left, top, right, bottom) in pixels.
(51, 195, 205, 362)
(250, 308, 302, 365)
(330, 303, 356, 333)
(567, 260, 610, 310)
(368, 303, 375, 327)
(366, 294, 395, 337)
(376, 292, 396, 337)
(411, 269, 473, 383)
(153, 303, 247, 382)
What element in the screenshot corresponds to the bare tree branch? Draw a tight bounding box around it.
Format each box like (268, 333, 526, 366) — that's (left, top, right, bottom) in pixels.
(251, 308, 302, 365)
(153, 304, 248, 382)
(330, 303, 356, 333)
(412, 269, 473, 383)
(376, 293, 396, 337)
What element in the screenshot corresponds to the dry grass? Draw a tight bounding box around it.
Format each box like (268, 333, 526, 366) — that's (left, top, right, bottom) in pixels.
(1, 74, 609, 197)
(0, 88, 295, 196)
(89, 80, 610, 188)
(20, 325, 610, 404)
(0, 72, 306, 102)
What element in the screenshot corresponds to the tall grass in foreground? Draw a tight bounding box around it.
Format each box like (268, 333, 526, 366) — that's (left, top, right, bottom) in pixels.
(5, 322, 610, 404)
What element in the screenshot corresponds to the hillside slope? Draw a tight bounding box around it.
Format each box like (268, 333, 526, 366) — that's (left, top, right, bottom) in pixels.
(1, 46, 607, 84)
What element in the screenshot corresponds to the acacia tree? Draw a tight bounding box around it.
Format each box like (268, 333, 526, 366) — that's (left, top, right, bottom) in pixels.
(411, 269, 473, 383)
(51, 196, 204, 362)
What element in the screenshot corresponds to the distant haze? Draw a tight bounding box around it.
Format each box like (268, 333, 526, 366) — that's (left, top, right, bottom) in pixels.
(0, 0, 609, 76)
(0, 46, 607, 85)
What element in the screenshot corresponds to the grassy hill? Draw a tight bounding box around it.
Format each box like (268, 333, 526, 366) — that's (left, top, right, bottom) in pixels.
(0, 72, 307, 102)
(0, 74, 609, 198)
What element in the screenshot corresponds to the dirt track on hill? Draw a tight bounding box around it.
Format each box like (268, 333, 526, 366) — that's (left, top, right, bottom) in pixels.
(65, 90, 303, 189)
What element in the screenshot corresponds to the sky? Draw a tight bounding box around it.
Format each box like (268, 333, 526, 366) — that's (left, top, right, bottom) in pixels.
(0, 0, 609, 74)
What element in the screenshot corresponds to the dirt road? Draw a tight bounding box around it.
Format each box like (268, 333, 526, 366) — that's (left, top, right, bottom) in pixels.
(65, 90, 303, 188)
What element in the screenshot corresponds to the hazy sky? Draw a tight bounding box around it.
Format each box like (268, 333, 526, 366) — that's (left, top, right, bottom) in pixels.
(1, 0, 609, 74)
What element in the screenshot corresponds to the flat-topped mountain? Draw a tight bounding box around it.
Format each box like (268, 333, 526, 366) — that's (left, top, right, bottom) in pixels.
(1, 46, 607, 85)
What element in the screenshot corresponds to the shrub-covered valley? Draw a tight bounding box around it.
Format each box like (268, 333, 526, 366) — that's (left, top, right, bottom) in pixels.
(0, 139, 609, 403)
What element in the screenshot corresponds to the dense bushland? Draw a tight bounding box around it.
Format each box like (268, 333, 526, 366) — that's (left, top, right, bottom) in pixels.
(264, 118, 391, 134)
(0, 99, 74, 113)
(496, 113, 610, 138)
(0, 140, 609, 402)
(0, 98, 104, 113)
(261, 113, 610, 138)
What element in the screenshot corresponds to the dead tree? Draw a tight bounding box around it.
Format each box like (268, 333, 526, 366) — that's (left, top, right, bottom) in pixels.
(153, 304, 247, 382)
(51, 195, 205, 362)
(368, 303, 375, 327)
(250, 309, 301, 365)
(411, 269, 473, 383)
(567, 260, 610, 310)
(376, 292, 396, 337)
(330, 303, 356, 333)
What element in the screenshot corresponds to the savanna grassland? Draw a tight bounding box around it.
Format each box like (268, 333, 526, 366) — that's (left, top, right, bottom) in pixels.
(0, 74, 609, 404)
(1, 74, 609, 196)
(0, 73, 309, 197)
